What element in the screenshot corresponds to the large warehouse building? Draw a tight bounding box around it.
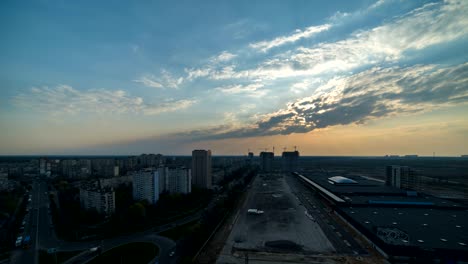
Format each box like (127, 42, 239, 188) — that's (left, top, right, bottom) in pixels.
(293, 172, 468, 262)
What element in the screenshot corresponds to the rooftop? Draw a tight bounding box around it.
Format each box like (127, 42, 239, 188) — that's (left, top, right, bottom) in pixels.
(339, 207, 468, 252)
(328, 176, 357, 185)
(303, 173, 405, 196)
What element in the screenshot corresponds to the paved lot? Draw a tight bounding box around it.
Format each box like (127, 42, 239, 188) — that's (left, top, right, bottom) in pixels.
(220, 173, 334, 261)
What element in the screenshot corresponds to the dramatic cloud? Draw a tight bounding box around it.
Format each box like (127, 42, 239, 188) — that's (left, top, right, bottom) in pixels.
(284, 0, 468, 75)
(134, 70, 183, 89)
(175, 63, 468, 140)
(13, 85, 195, 116)
(249, 24, 331, 52)
(185, 0, 468, 83)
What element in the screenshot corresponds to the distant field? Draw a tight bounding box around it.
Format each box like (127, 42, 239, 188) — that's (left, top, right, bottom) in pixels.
(294, 156, 468, 182)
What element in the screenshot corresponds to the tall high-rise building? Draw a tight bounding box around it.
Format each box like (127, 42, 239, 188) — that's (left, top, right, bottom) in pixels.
(192, 150, 212, 189)
(282, 151, 299, 172)
(132, 170, 159, 204)
(166, 168, 191, 194)
(386, 165, 418, 190)
(259, 152, 274, 172)
(155, 167, 168, 194)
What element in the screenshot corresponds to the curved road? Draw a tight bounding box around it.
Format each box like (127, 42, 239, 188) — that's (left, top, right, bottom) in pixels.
(10, 180, 178, 264)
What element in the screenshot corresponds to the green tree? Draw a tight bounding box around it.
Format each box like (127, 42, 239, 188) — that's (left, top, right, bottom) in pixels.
(129, 202, 146, 219)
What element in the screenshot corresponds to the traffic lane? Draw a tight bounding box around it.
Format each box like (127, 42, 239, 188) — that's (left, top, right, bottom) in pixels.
(61, 234, 176, 264)
(286, 175, 351, 252)
(285, 175, 349, 253)
(38, 204, 55, 248)
(294, 180, 365, 254)
(140, 235, 176, 264)
(10, 185, 38, 264)
(287, 175, 365, 254)
(37, 182, 58, 249)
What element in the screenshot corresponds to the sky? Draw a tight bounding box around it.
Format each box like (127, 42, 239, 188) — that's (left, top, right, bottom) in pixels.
(0, 0, 467, 156)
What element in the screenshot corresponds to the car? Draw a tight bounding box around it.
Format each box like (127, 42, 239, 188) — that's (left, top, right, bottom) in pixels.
(90, 246, 100, 252)
(15, 238, 22, 247)
(169, 251, 175, 257)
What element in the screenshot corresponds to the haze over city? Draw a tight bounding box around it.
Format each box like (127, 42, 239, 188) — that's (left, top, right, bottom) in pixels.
(1, 0, 467, 155)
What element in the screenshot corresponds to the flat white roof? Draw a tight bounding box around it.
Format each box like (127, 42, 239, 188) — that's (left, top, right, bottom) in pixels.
(328, 176, 357, 184)
(297, 174, 346, 203)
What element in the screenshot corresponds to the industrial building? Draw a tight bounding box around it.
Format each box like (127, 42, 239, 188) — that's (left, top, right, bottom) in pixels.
(294, 172, 468, 262)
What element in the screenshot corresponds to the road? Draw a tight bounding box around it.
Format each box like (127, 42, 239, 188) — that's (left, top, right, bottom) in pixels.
(285, 174, 367, 255)
(10, 180, 54, 264)
(9, 180, 179, 264)
(62, 233, 176, 264)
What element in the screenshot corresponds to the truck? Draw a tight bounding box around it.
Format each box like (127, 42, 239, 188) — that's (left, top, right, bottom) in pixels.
(22, 236, 31, 249)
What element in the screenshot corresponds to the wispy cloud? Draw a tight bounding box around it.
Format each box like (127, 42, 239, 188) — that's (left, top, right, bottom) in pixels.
(215, 83, 266, 97)
(174, 63, 468, 140)
(211, 51, 237, 63)
(143, 99, 197, 115)
(134, 75, 164, 88)
(249, 24, 331, 52)
(13, 85, 195, 116)
(134, 70, 183, 89)
(185, 0, 468, 83)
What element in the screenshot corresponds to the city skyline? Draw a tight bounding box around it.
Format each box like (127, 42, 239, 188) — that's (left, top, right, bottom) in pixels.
(1, 0, 467, 156)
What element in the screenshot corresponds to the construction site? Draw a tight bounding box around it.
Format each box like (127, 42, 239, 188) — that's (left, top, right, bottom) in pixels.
(216, 172, 379, 264)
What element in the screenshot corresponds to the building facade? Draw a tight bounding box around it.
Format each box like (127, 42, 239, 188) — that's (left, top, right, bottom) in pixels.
(79, 184, 115, 215)
(282, 151, 299, 172)
(192, 150, 212, 189)
(132, 170, 159, 204)
(260, 152, 274, 172)
(166, 168, 191, 194)
(386, 165, 419, 190)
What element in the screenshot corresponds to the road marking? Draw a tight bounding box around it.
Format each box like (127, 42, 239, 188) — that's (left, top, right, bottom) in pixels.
(343, 240, 351, 247)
